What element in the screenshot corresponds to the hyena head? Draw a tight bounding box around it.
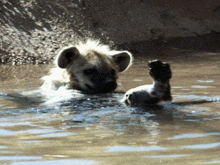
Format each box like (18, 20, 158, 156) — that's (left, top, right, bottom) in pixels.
(57, 40, 132, 93)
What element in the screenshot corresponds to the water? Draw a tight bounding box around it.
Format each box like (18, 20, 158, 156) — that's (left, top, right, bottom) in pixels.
(0, 50, 219, 165)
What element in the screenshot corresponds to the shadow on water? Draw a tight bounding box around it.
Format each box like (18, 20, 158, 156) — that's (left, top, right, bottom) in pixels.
(0, 92, 216, 109)
(127, 99, 220, 121)
(172, 100, 218, 106)
(0, 93, 43, 109)
(0, 91, 218, 124)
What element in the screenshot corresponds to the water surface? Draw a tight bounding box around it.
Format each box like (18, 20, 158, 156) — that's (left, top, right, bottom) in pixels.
(0, 50, 219, 165)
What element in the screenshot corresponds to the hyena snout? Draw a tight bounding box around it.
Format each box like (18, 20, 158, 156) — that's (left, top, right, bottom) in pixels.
(86, 72, 117, 93)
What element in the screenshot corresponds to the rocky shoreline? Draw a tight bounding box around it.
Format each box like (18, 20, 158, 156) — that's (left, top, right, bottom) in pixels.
(0, 0, 220, 65)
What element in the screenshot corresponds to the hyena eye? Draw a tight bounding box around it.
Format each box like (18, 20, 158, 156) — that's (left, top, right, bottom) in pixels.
(83, 68, 97, 75)
(111, 69, 116, 76)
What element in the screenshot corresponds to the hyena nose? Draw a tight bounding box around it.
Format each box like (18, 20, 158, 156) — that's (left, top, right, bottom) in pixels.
(97, 77, 117, 93)
(104, 78, 117, 89)
(105, 77, 115, 84)
(89, 74, 117, 93)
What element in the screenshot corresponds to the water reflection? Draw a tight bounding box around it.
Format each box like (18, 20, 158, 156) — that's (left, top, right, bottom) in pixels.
(182, 142, 220, 149)
(106, 146, 167, 152)
(0, 156, 42, 161)
(0, 129, 15, 136)
(168, 132, 220, 140)
(39, 132, 77, 138)
(0, 146, 8, 149)
(11, 160, 97, 165)
(144, 154, 186, 158)
(191, 85, 215, 89)
(204, 160, 220, 164)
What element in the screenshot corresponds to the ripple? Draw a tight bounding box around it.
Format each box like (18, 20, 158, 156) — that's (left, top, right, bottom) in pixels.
(106, 146, 167, 152)
(39, 132, 76, 138)
(0, 129, 15, 136)
(144, 154, 186, 158)
(203, 160, 220, 164)
(168, 132, 220, 140)
(191, 85, 215, 89)
(11, 159, 97, 165)
(0, 156, 42, 161)
(197, 80, 214, 83)
(0, 146, 8, 149)
(181, 142, 220, 149)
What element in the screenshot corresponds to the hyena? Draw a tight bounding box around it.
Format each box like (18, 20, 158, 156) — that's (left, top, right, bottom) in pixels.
(123, 60, 172, 106)
(41, 40, 133, 94)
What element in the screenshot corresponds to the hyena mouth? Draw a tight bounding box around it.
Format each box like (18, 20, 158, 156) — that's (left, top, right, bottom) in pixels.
(85, 82, 117, 93)
(99, 81, 117, 93)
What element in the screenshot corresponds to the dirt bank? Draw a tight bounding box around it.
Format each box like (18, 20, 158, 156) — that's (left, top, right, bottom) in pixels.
(0, 0, 220, 65)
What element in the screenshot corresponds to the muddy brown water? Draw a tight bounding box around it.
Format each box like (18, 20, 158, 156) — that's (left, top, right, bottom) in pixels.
(0, 50, 219, 165)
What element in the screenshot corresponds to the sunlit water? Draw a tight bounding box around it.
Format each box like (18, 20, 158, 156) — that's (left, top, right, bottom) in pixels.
(0, 50, 219, 165)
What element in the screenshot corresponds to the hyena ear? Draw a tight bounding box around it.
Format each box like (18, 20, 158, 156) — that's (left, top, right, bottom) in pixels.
(57, 46, 80, 68)
(112, 51, 133, 72)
